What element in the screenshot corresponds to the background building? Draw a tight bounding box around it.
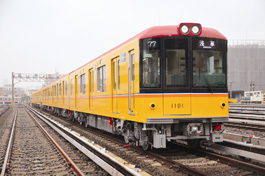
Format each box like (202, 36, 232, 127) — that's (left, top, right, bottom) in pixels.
(228, 40, 265, 99)
(0, 84, 25, 104)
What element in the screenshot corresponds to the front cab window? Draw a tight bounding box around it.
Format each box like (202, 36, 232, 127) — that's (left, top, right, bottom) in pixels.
(192, 38, 227, 88)
(140, 38, 161, 88)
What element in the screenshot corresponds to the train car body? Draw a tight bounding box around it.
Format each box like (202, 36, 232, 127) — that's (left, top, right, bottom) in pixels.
(32, 23, 228, 149)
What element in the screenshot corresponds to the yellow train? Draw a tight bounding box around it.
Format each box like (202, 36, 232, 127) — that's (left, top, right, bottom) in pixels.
(32, 23, 228, 150)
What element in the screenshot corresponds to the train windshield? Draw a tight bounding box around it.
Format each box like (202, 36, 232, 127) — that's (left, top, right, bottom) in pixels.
(140, 37, 227, 92)
(192, 38, 227, 88)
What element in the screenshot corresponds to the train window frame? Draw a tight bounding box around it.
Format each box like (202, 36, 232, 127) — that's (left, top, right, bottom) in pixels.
(54, 85, 56, 97)
(80, 73, 86, 94)
(97, 65, 106, 92)
(59, 83, 62, 96)
(71, 79, 73, 96)
(140, 38, 162, 89)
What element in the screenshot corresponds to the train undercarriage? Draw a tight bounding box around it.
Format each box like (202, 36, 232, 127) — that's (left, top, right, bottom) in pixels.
(35, 104, 225, 150)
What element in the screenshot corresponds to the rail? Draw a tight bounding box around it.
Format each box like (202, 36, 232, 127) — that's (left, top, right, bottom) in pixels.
(24, 108, 85, 176)
(1, 109, 17, 176)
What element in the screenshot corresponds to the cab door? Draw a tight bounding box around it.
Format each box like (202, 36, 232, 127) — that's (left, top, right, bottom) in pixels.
(163, 38, 191, 115)
(128, 50, 135, 115)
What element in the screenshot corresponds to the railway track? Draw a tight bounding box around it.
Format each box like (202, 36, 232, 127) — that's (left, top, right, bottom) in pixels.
(27, 106, 150, 176)
(0, 107, 15, 175)
(229, 104, 265, 120)
(0, 105, 9, 117)
(0, 106, 108, 175)
(224, 121, 265, 132)
(32, 106, 265, 176)
(225, 103, 265, 148)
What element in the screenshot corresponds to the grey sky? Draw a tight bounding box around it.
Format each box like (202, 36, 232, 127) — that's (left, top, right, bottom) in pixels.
(0, 0, 264, 89)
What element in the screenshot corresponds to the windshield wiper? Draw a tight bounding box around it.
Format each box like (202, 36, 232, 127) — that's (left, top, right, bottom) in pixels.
(202, 74, 214, 93)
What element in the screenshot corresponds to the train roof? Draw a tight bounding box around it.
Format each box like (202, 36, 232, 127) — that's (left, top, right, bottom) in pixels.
(39, 24, 227, 91)
(136, 25, 227, 41)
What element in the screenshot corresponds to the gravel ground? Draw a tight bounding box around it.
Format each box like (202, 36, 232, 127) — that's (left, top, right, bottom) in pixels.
(7, 107, 72, 175)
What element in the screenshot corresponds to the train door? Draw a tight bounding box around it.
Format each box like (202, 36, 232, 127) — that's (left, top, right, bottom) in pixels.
(68, 80, 71, 109)
(62, 81, 65, 106)
(128, 50, 135, 115)
(89, 69, 94, 110)
(51, 86, 54, 105)
(163, 38, 191, 115)
(75, 75, 77, 107)
(56, 84, 58, 105)
(111, 57, 118, 113)
(43, 90, 44, 104)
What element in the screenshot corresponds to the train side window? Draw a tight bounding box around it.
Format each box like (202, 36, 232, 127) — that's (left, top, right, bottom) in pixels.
(71, 79, 73, 96)
(131, 54, 135, 81)
(59, 83, 62, 96)
(54, 85, 56, 97)
(80, 73, 86, 94)
(97, 65, 106, 92)
(118, 60, 120, 90)
(103, 66, 106, 92)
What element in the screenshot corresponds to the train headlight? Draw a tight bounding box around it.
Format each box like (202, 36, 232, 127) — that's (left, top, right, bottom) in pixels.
(191, 25, 200, 34)
(179, 23, 202, 36)
(180, 24, 189, 34)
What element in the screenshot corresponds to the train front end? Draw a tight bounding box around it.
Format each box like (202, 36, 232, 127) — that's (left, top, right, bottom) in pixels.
(137, 23, 228, 149)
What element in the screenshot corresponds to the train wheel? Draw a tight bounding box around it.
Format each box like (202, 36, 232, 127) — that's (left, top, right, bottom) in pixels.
(123, 129, 130, 144)
(85, 121, 89, 127)
(141, 142, 150, 151)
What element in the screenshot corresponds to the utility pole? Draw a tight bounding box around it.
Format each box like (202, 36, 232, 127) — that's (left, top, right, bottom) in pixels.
(12, 72, 14, 106)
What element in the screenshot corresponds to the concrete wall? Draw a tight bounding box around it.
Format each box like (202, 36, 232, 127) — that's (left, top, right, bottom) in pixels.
(228, 41, 265, 94)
